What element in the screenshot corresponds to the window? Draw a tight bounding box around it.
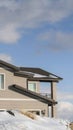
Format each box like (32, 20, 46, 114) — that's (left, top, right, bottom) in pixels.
(28, 83, 36, 92)
(0, 74, 4, 90)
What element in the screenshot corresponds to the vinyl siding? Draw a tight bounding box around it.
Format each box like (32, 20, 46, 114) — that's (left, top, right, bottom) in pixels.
(0, 100, 48, 116)
(0, 67, 49, 117)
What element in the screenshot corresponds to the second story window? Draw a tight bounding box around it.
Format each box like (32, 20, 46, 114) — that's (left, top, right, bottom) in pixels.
(28, 83, 36, 92)
(0, 74, 4, 90)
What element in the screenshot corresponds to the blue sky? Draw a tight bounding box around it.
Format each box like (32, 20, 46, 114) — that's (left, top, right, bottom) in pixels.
(0, 0, 73, 121)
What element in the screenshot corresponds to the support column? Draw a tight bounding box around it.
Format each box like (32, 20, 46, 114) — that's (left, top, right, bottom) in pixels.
(51, 82, 57, 118)
(51, 105, 57, 118)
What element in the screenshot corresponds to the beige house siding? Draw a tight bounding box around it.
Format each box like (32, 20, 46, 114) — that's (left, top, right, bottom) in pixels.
(0, 89, 31, 99)
(0, 68, 27, 89)
(0, 68, 40, 98)
(0, 68, 14, 89)
(0, 100, 48, 116)
(0, 68, 28, 99)
(14, 75, 27, 88)
(0, 60, 62, 117)
(0, 68, 40, 91)
(0, 67, 49, 117)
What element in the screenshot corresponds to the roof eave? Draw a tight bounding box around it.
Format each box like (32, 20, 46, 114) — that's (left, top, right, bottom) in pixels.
(9, 84, 56, 106)
(14, 72, 33, 78)
(20, 67, 63, 80)
(28, 77, 60, 82)
(0, 60, 19, 71)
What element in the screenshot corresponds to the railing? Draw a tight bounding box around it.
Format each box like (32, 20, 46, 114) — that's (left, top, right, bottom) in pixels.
(39, 93, 51, 98)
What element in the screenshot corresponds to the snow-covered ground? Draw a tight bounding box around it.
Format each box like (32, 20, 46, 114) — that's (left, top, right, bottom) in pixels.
(0, 110, 71, 130)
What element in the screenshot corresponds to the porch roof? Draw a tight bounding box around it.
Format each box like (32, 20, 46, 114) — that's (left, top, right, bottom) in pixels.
(20, 67, 63, 82)
(20, 67, 62, 78)
(9, 84, 57, 106)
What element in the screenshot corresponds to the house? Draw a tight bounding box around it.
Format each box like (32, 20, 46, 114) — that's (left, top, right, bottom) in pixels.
(0, 60, 62, 117)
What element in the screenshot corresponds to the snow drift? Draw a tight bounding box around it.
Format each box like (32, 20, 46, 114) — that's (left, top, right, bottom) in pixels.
(0, 110, 71, 130)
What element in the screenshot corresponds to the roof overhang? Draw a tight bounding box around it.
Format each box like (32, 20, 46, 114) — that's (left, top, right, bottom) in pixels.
(9, 84, 57, 106)
(0, 60, 63, 82)
(28, 77, 60, 82)
(20, 67, 63, 80)
(14, 71, 33, 78)
(0, 60, 19, 71)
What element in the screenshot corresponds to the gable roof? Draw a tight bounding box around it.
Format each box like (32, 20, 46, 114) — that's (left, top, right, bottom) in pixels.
(0, 60, 33, 78)
(0, 60, 63, 81)
(9, 84, 57, 106)
(0, 60, 19, 71)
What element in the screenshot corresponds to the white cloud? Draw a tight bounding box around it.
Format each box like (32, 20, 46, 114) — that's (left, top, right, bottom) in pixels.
(57, 91, 73, 121)
(38, 30, 73, 51)
(0, 24, 21, 44)
(0, 54, 12, 63)
(0, 0, 73, 43)
(57, 92, 73, 101)
(57, 101, 73, 121)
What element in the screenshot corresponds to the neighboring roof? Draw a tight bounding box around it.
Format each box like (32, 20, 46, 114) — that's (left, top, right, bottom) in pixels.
(9, 84, 57, 106)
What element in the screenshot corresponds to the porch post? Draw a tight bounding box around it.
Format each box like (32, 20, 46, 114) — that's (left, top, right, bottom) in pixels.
(51, 82, 57, 118)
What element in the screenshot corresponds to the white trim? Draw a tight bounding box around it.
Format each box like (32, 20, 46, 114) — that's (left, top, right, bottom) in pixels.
(24, 109, 41, 111)
(34, 73, 47, 78)
(0, 73, 5, 90)
(0, 67, 2, 69)
(0, 109, 6, 111)
(0, 98, 37, 101)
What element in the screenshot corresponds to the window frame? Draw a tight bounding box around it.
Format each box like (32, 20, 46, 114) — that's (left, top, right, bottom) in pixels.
(28, 82, 37, 92)
(0, 73, 5, 90)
